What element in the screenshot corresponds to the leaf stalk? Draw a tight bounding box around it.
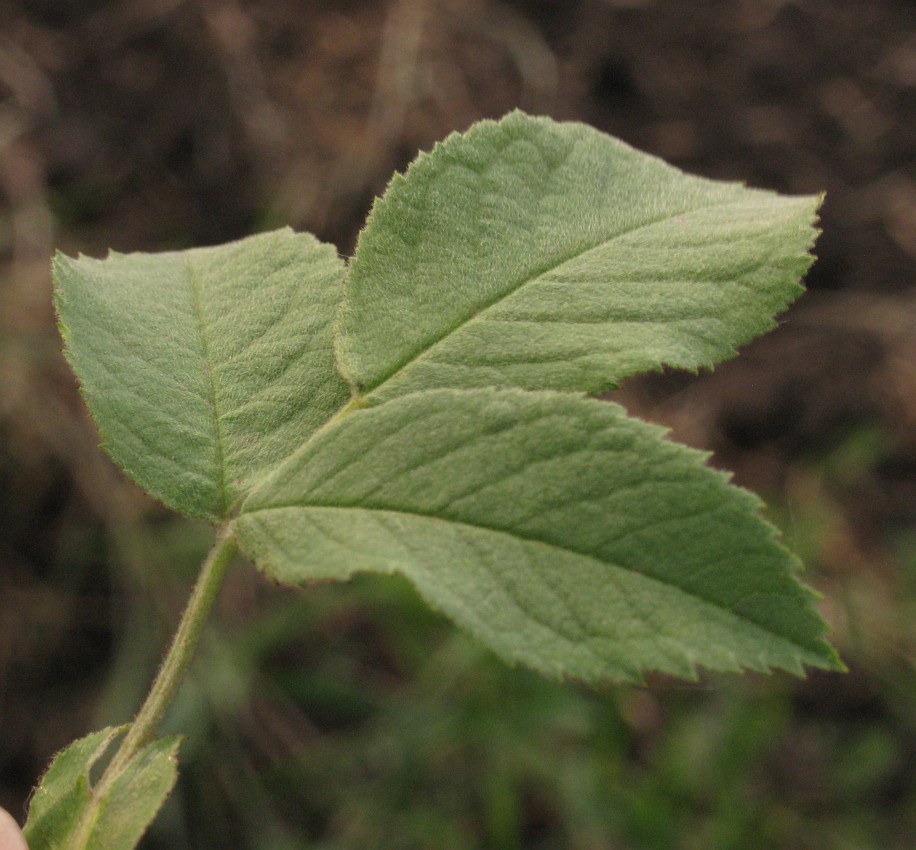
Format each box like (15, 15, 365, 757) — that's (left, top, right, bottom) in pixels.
(101, 527, 238, 779)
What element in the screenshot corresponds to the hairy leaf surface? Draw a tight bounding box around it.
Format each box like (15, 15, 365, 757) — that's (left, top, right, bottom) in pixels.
(55, 228, 349, 520)
(53, 112, 836, 689)
(338, 111, 820, 403)
(23, 727, 180, 850)
(235, 389, 840, 681)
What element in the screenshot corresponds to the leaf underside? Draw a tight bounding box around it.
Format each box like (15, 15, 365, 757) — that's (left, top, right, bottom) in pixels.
(54, 228, 350, 521)
(235, 389, 838, 681)
(54, 111, 839, 685)
(338, 110, 819, 404)
(23, 727, 180, 850)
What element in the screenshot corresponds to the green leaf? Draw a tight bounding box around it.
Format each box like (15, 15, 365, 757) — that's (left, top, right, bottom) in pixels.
(337, 111, 820, 403)
(51, 112, 837, 694)
(23, 727, 180, 850)
(234, 389, 840, 682)
(54, 228, 350, 520)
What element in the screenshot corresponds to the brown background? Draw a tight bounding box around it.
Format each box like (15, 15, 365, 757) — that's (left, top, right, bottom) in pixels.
(1, 1, 914, 848)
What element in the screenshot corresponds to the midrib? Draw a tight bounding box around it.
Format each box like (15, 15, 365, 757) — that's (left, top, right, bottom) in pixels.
(186, 256, 229, 517)
(362, 193, 743, 397)
(238, 502, 823, 662)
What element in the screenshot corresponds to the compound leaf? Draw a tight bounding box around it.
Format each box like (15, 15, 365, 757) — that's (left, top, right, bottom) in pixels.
(23, 727, 180, 850)
(51, 112, 838, 694)
(234, 389, 841, 682)
(54, 228, 350, 520)
(338, 111, 820, 403)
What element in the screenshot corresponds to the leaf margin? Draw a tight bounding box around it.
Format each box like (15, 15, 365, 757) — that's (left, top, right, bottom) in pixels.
(233, 387, 843, 683)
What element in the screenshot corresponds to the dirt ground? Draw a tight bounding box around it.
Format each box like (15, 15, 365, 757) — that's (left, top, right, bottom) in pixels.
(0, 1, 913, 847)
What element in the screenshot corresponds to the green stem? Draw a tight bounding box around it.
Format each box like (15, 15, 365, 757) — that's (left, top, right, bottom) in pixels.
(102, 526, 238, 779)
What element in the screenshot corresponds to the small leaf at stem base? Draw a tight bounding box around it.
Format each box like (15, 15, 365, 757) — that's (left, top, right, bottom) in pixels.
(23, 727, 180, 850)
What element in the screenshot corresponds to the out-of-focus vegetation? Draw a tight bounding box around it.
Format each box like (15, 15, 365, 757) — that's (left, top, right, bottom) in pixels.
(1, 1, 913, 848)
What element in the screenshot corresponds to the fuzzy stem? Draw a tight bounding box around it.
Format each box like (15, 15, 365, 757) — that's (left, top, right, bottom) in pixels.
(102, 527, 237, 778)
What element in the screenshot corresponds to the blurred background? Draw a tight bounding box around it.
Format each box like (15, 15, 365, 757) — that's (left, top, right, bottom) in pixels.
(0, 1, 913, 848)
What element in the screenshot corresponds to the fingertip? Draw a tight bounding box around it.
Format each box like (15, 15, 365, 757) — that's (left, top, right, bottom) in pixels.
(0, 808, 28, 850)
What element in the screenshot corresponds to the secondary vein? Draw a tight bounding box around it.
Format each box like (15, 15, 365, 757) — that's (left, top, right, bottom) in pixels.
(363, 193, 745, 397)
(239, 503, 822, 661)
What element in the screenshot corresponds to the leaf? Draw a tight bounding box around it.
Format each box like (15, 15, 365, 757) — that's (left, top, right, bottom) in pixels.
(51, 113, 837, 694)
(54, 228, 350, 520)
(23, 727, 180, 850)
(337, 111, 820, 403)
(234, 389, 841, 682)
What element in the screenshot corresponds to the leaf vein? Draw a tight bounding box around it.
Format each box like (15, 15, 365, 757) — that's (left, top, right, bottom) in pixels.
(365, 195, 749, 396)
(240, 503, 812, 656)
(186, 255, 229, 517)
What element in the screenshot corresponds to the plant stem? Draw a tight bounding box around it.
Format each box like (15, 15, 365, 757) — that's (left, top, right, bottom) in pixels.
(101, 526, 238, 779)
